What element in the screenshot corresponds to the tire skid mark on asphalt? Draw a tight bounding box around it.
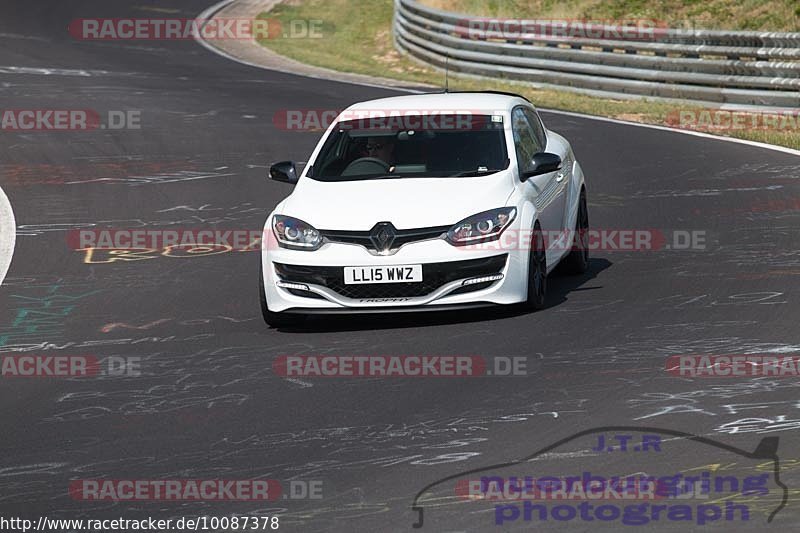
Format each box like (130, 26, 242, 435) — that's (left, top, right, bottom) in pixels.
(0, 66, 117, 77)
(36, 342, 317, 422)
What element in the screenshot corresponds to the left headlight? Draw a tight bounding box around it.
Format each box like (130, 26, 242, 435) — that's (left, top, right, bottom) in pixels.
(272, 215, 323, 251)
(446, 207, 517, 246)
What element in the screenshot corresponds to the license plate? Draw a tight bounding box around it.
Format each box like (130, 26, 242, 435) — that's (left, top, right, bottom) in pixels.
(343, 264, 423, 284)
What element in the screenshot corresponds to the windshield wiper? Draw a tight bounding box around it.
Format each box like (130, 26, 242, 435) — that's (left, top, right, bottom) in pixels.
(370, 174, 406, 180)
(453, 169, 501, 177)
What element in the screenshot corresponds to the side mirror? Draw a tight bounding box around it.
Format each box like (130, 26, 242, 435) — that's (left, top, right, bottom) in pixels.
(269, 161, 298, 184)
(521, 152, 562, 180)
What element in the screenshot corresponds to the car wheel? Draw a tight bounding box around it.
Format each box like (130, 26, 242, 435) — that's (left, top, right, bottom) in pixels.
(523, 224, 547, 310)
(560, 189, 589, 275)
(259, 261, 303, 328)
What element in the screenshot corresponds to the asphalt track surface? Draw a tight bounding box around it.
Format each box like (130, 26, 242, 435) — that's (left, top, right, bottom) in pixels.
(1, 1, 799, 531)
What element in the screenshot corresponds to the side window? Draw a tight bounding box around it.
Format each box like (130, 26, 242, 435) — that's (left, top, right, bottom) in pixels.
(511, 108, 541, 173)
(524, 107, 547, 149)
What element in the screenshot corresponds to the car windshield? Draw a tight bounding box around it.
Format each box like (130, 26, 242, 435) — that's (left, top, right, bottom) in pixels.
(307, 114, 508, 181)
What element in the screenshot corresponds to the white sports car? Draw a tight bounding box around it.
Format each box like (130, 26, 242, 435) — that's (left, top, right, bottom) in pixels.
(260, 91, 588, 326)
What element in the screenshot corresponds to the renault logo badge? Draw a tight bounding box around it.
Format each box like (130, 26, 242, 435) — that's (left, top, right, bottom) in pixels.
(370, 222, 397, 253)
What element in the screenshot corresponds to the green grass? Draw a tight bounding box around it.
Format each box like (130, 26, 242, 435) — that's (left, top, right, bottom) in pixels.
(259, 0, 435, 83)
(258, 0, 800, 150)
(422, 0, 800, 31)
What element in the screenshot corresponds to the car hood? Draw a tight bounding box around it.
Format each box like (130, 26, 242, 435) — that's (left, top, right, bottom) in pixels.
(280, 173, 515, 229)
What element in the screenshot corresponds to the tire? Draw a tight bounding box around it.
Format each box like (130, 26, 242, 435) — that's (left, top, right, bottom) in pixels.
(523, 224, 547, 311)
(259, 261, 303, 328)
(560, 189, 589, 275)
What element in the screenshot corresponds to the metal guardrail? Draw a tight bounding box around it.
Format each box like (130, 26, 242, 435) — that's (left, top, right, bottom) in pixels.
(393, 0, 800, 107)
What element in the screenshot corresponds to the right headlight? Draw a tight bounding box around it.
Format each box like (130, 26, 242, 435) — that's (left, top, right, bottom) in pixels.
(446, 207, 516, 246)
(272, 215, 323, 251)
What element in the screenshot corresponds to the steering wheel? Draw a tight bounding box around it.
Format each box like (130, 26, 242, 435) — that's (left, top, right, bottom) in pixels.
(341, 157, 390, 176)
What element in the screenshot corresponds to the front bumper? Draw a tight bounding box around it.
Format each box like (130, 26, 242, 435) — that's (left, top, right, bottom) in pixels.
(262, 235, 529, 313)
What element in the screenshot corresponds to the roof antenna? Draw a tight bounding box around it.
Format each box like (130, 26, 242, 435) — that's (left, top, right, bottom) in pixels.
(444, 55, 449, 93)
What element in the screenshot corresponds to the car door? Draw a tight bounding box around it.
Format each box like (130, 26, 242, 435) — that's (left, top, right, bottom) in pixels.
(511, 107, 564, 260)
(524, 107, 569, 238)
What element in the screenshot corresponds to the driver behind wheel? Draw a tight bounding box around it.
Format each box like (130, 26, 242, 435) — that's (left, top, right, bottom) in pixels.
(364, 136, 396, 168)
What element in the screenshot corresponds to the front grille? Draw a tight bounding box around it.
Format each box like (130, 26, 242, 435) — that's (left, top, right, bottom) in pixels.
(274, 254, 507, 300)
(319, 225, 449, 252)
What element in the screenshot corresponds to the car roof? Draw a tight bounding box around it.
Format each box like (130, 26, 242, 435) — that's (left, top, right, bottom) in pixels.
(343, 91, 532, 114)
